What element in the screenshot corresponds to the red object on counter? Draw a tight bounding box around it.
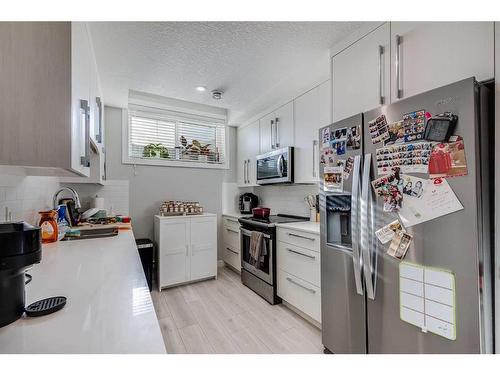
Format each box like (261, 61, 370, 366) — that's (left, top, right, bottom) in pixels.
(252, 207, 271, 219)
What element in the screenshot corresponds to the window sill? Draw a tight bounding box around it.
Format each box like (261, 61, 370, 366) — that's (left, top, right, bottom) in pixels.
(122, 156, 229, 170)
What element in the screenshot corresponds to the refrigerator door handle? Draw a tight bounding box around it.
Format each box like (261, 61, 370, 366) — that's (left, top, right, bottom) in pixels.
(351, 154, 364, 296)
(361, 153, 377, 300)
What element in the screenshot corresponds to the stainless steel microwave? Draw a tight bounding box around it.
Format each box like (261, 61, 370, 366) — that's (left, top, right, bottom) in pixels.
(256, 147, 294, 185)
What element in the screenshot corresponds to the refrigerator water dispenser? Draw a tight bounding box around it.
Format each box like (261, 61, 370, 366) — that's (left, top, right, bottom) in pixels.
(326, 195, 352, 248)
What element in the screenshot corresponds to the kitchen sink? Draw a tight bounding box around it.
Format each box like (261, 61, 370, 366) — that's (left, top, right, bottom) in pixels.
(61, 226, 119, 241)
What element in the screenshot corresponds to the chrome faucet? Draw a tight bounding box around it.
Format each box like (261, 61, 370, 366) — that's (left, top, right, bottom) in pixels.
(53, 187, 82, 210)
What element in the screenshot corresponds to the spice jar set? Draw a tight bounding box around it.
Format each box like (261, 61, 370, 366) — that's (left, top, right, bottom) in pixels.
(159, 201, 204, 216)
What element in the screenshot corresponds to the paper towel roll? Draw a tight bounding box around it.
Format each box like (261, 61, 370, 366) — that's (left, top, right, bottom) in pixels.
(92, 197, 105, 209)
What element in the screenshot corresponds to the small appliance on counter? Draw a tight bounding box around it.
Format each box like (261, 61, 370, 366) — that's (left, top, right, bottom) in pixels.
(0, 222, 67, 328)
(239, 193, 259, 214)
(0, 222, 42, 327)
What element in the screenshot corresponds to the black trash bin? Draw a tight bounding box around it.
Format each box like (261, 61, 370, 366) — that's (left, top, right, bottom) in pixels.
(135, 238, 154, 292)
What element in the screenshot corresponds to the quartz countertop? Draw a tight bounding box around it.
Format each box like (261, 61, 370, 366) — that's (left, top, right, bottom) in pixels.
(155, 213, 217, 219)
(276, 221, 320, 235)
(222, 212, 251, 219)
(0, 230, 166, 354)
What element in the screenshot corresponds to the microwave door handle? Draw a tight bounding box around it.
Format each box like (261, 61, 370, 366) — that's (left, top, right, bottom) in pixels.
(351, 155, 363, 296)
(277, 154, 284, 177)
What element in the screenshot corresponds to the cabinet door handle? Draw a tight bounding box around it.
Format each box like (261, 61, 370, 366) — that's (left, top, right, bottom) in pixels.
(80, 99, 90, 167)
(395, 34, 403, 99)
(96, 97, 103, 143)
(287, 232, 316, 241)
(378, 45, 385, 105)
(270, 119, 275, 149)
(186, 244, 189, 257)
(226, 228, 239, 234)
(312, 140, 318, 178)
(286, 248, 316, 259)
(286, 277, 316, 293)
(247, 159, 251, 184)
(243, 160, 247, 184)
(226, 247, 239, 255)
(275, 117, 280, 148)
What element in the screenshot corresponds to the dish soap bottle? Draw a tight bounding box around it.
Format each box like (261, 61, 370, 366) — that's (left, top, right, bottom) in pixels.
(38, 210, 58, 243)
(56, 205, 70, 241)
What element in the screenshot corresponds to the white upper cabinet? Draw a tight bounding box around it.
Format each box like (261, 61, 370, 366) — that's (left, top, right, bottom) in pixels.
(0, 22, 96, 177)
(390, 22, 494, 102)
(237, 120, 260, 186)
(274, 101, 294, 149)
(71, 22, 92, 177)
(318, 79, 332, 128)
(294, 81, 331, 184)
(259, 112, 275, 154)
(259, 101, 294, 153)
(332, 23, 390, 122)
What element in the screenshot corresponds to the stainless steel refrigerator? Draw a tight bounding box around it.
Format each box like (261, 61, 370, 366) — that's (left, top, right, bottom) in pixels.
(319, 78, 494, 353)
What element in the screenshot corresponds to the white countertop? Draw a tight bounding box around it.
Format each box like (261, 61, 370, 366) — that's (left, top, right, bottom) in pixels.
(155, 213, 216, 219)
(0, 231, 166, 354)
(222, 212, 251, 219)
(276, 221, 320, 235)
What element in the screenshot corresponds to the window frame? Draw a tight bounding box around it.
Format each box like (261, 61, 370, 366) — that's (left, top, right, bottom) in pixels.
(122, 108, 230, 170)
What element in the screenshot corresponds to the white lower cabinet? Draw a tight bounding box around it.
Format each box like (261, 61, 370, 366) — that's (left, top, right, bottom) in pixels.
(155, 214, 217, 289)
(277, 227, 321, 323)
(222, 215, 241, 272)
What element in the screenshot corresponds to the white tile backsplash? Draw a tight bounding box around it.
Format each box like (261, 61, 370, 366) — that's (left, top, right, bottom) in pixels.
(63, 180, 130, 216)
(0, 174, 60, 225)
(253, 184, 319, 218)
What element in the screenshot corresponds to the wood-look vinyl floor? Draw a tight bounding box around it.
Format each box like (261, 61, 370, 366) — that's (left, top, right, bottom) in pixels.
(150, 266, 323, 354)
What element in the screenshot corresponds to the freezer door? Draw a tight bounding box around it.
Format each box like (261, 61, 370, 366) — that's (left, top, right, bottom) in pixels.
(363, 78, 491, 353)
(319, 114, 367, 353)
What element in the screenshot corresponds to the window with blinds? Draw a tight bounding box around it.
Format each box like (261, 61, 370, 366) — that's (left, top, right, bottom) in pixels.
(127, 106, 227, 168)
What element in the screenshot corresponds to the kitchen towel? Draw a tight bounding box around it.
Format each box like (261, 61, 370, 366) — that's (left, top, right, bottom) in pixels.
(249, 231, 267, 269)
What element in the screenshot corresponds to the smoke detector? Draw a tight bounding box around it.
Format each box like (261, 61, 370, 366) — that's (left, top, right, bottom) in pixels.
(211, 90, 223, 100)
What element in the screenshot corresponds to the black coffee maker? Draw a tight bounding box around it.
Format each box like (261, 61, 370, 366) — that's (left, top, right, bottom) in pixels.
(239, 193, 259, 214)
(0, 222, 41, 327)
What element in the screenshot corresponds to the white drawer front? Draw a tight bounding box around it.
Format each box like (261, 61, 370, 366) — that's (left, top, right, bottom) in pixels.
(278, 241, 320, 287)
(277, 228, 319, 252)
(223, 216, 241, 230)
(224, 246, 241, 272)
(223, 226, 240, 250)
(278, 270, 321, 323)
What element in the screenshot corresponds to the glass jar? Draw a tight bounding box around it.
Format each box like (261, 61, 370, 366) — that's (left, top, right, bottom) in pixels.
(38, 210, 58, 243)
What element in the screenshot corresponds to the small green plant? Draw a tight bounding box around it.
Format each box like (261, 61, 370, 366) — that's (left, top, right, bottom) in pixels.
(142, 143, 169, 159)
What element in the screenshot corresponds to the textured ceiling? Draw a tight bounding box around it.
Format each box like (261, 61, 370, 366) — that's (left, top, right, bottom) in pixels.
(88, 22, 362, 124)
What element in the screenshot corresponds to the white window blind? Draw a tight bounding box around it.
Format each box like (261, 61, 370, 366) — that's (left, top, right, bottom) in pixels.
(127, 105, 227, 167)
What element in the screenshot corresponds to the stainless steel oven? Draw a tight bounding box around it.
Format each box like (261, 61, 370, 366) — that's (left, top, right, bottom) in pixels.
(240, 227, 273, 285)
(256, 147, 294, 185)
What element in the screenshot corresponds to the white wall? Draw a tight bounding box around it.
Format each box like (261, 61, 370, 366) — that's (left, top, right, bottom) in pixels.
(0, 172, 60, 225)
(104, 106, 237, 259)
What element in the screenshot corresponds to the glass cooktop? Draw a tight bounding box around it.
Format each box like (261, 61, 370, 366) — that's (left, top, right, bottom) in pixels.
(240, 214, 309, 225)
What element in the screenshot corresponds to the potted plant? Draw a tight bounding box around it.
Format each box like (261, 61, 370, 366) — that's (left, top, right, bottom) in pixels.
(142, 143, 169, 159)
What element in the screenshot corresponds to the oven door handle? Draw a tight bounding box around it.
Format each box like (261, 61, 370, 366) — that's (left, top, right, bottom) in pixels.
(240, 227, 271, 239)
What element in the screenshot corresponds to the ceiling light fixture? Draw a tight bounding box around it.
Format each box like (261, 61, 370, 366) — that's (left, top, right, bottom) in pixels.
(195, 86, 207, 92)
(211, 90, 223, 100)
